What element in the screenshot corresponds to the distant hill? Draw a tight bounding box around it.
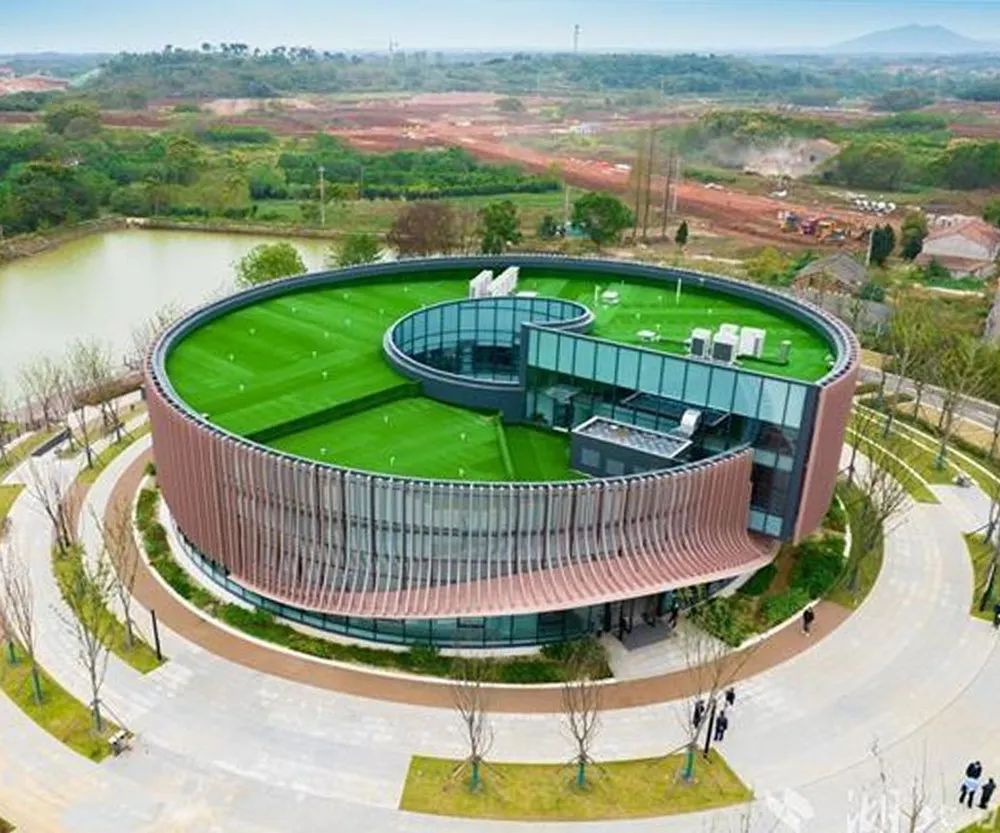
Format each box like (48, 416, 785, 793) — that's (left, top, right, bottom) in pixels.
(828, 25, 996, 55)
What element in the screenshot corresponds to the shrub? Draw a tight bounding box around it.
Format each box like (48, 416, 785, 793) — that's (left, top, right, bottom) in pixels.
(691, 596, 757, 647)
(143, 461, 157, 477)
(740, 564, 777, 597)
(759, 588, 811, 628)
(822, 499, 847, 533)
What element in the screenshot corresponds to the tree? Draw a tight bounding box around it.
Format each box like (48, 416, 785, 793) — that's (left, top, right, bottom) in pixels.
(57, 546, 117, 732)
(933, 335, 987, 469)
(235, 242, 306, 287)
(451, 660, 493, 791)
(331, 232, 381, 267)
(26, 461, 75, 553)
(0, 376, 16, 468)
(845, 411, 911, 595)
(387, 201, 458, 256)
(675, 219, 690, 247)
(18, 357, 65, 430)
(0, 541, 43, 704)
(163, 134, 202, 185)
(537, 214, 560, 240)
(899, 211, 928, 261)
(743, 246, 789, 285)
(869, 224, 895, 267)
(881, 292, 929, 437)
(247, 163, 287, 200)
(984, 196, 1000, 227)
(42, 100, 101, 136)
(571, 191, 633, 247)
(561, 646, 602, 789)
(97, 499, 142, 650)
(125, 304, 179, 374)
(478, 199, 522, 255)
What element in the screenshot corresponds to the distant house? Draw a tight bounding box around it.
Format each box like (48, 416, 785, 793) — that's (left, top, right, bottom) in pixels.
(793, 253, 868, 295)
(917, 216, 1000, 278)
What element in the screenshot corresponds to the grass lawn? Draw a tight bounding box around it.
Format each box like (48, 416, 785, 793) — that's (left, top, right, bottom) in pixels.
(504, 425, 584, 482)
(0, 428, 59, 482)
(845, 430, 937, 504)
(0, 815, 12, 832)
(272, 398, 578, 482)
(165, 265, 834, 472)
(0, 645, 117, 762)
(963, 532, 998, 623)
(52, 546, 163, 674)
(826, 483, 885, 610)
(399, 750, 751, 821)
(0, 484, 24, 524)
(76, 424, 151, 487)
(958, 813, 1000, 832)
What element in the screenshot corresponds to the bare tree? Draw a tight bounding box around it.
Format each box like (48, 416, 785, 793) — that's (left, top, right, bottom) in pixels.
(868, 740, 936, 833)
(26, 461, 75, 552)
(18, 357, 65, 430)
(96, 499, 141, 648)
(125, 304, 180, 374)
(387, 202, 459, 256)
(561, 649, 602, 789)
(933, 336, 986, 469)
(675, 617, 758, 783)
(70, 338, 123, 444)
(844, 441, 910, 596)
(881, 293, 929, 438)
(0, 375, 17, 467)
(0, 541, 43, 703)
(61, 350, 96, 469)
(57, 545, 116, 732)
(451, 659, 493, 791)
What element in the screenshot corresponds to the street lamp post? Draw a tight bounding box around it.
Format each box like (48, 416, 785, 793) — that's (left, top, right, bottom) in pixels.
(318, 164, 326, 226)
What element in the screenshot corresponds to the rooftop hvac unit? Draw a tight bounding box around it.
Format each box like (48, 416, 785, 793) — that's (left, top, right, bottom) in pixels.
(689, 327, 713, 358)
(712, 331, 738, 364)
(738, 327, 767, 359)
(490, 266, 519, 297)
(675, 408, 702, 438)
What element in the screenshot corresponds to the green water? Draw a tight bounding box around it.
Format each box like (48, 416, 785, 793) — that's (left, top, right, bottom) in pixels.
(0, 229, 330, 377)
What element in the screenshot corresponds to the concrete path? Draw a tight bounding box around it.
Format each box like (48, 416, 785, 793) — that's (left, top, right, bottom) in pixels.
(0, 437, 998, 832)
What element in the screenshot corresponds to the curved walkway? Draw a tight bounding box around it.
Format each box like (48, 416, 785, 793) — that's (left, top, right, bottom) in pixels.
(0, 432, 998, 832)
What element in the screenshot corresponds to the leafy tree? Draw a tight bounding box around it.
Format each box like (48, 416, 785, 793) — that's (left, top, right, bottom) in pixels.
(387, 201, 458, 255)
(332, 232, 381, 267)
(675, 219, 690, 247)
(478, 199, 522, 254)
(871, 87, 931, 112)
(247, 163, 288, 199)
(163, 135, 202, 185)
(825, 141, 907, 191)
(495, 97, 524, 113)
(0, 161, 105, 233)
(42, 100, 101, 135)
(858, 281, 886, 302)
(743, 246, 790, 285)
(984, 197, 1000, 227)
(900, 211, 928, 261)
(234, 242, 306, 287)
(537, 214, 560, 240)
(571, 191, 633, 247)
(869, 224, 895, 267)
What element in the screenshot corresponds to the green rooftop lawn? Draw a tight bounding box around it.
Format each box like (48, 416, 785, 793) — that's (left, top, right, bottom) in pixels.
(166, 265, 834, 478)
(270, 397, 580, 482)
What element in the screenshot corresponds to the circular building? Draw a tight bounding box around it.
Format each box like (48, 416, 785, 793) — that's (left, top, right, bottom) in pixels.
(146, 256, 859, 647)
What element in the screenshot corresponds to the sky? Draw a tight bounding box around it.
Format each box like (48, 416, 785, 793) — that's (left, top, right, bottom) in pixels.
(2, 0, 1000, 54)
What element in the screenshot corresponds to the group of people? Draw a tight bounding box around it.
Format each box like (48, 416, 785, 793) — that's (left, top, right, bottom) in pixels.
(960, 760, 996, 810)
(692, 686, 737, 746)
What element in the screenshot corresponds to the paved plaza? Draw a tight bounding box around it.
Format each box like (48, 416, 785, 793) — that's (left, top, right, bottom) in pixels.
(0, 427, 998, 832)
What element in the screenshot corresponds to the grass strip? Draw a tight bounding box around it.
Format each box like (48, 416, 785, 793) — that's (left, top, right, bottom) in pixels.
(493, 416, 517, 481)
(0, 484, 24, 525)
(0, 643, 118, 762)
(52, 545, 162, 674)
(76, 424, 151, 487)
(0, 428, 59, 482)
(963, 532, 998, 623)
(136, 487, 608, 684)
(826, 483, 885, 610)
(399, 750, 751, 821)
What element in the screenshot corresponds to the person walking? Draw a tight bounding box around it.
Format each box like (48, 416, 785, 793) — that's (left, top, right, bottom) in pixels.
(802, 606, 815, 636)
(993, 601, 1000, 631)
(668, 599, 680, 632)
(693, 699, 705, 729)
(713, 710, 729, 743)
(967, 761, 984, 779)
(979, 776, 996, 810)
(725, 686, 736, 708)
(961, 773, 981, 809)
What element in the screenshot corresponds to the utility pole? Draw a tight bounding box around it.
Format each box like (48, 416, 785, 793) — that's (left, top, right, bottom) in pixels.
(661, 147, 674, 238)
(641, 128, 656, 241)
(573, 24, 580, 53)
(318, 164, 326, 226)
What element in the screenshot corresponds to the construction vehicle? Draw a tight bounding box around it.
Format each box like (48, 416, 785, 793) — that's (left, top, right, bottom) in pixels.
(778, 210, 800, 232)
